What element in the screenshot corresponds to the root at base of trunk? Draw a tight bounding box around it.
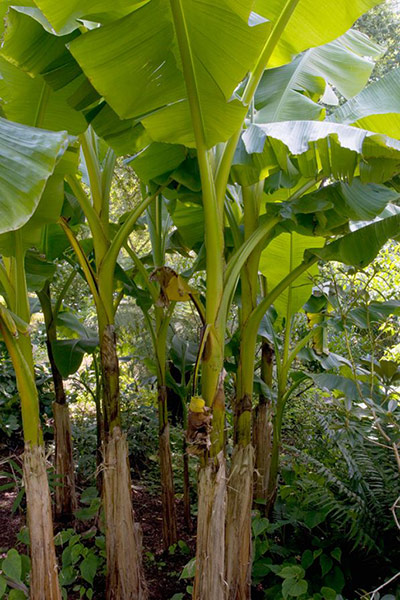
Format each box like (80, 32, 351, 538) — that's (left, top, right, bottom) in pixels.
(103, 427, 148, 600)
(225, 444, 254, 600)
(23, 444, 62, 600)
(159, 423, 177, 548)
(53, 402, 77, 520)
(193, 451, 226, 600)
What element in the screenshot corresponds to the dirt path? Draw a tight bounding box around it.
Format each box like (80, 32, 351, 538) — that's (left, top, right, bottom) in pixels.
(135, 487, 195, 599)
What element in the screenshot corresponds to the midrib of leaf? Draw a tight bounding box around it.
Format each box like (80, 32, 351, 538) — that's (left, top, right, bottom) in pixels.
(215, 0, 301, 205)
(169, 0, 224, 330)
(168, 0, 207, 152)
(33, 80, 51, 128)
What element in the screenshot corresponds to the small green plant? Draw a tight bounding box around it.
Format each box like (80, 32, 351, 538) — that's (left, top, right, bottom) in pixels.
(0, 548, 30, 599)
(0, 488, 106, 600)
(55, 527, 106, 599)
(251, 511, 346, 599)
(168, 540, 190, 557)
(74, 487, 102, 522)
(178, 557, 196, 598)
(0, 457, 63, 516)
(0, 457, 25, 515)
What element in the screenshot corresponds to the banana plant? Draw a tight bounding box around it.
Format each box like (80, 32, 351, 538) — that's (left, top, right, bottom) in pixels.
(0, 2, 88, 537)
(253, 213, 400, 513)
(121, 186, 205, 545)
(36, 268, 97, 520)
(58, 130, 151, 598)
(223, 164, 400, 593)
(122, 195, 181, 549)
(0, 116, 70, 600)
(167, 334, 199, 530)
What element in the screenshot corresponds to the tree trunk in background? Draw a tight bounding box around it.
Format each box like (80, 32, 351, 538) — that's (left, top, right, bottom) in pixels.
(38, 284, 77, 520)
(183, 439, 192, 531)
(254, 340, 274, 509)
(265, 416, 281, 517)
(100, 324, 148, 600)
(158, 385, 177, 548)
(23, 444, 62, 600)
(53, 402, 77, 520)
(253, 399, 273, 505)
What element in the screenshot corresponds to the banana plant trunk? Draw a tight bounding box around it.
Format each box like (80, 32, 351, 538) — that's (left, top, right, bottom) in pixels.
(194, 447, 227, 600)
(225, 443, 254, 600)
(182, 438, 192, 531)
(23, 444, 62, 600)
(38, 283, 77, 520)
(225, 387, 255, 600)
(158, 384, 178, 548)
(99, 321, 148, 600)
(253, 341, 274, 508)
(60, 130, 148, 599)
(193, 332, 227, 600)
(225, 184, 263, 599)
(53, 402, 77, 520)
(265, 401, 283, 517)
(0, 292, 62, 598)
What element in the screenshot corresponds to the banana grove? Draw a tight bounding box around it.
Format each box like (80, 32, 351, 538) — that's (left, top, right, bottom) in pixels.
(1, 1, 400, 599)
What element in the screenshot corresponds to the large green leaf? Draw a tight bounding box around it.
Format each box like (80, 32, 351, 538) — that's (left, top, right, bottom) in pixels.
(307, 213, 400, 267)
(329, 67, 400, 140)
(0, 8, 97, 113)
(266, 178, 398, 239)
(291, 179, 399, 228)
(0, 58, 86, 134)
(310, 373, 361, 401)
(259, 231, 325, 319)
(1, 7, 156, 153)
(31, 0, 148, 34)
(85, 102, 151, 156)
(24, 251, 57, 291)
(233, 121, 400, 187)
(254, 30, 383, 123)
(168, 200, 204, 249)
(68, 0, 270, 148)
(254, 56, 326, 123)
(56, 311, 98, 341)
(127, 143, 187, 182)
(348, 300, 400, 329)
(52, 338, 98, 377)
(0, 144, 78, 255)
(1, 8, 80, 77)
(254, 0, 381, 67)
(0, 0, 35, 35)
(52, 310, 99, 378)
(0, 117, 69, 235)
